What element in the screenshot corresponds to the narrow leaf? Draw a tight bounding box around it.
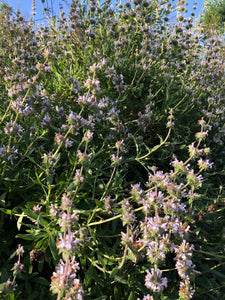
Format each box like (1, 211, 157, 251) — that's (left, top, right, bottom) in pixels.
(17, 212, 25, 231)
(49, 234, 59, 263)
(0, 192, 6, 207)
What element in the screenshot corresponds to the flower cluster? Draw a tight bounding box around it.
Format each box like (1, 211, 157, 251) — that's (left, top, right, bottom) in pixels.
(120, 124, 209, 298)
(0, 144, 18, 164)
(3, 245, 24, 296)
(173, 241, 200, 300)
(50, 193, 84, 300)
(145, 268, 168, 293)
(50, 258, 83, 300)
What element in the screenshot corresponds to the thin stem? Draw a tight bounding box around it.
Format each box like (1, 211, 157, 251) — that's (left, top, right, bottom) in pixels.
(57, 294, 61, 300)
(136, 127, 171, 161)
(100, 165, 116, 201)
(88, 206, 143, 227)
(52, 125, 74, 159)
(100, 144, 121, 201)
(0, 97, 13, 125)
(118, 225, 129, 269)
(118, 244, 128, 270)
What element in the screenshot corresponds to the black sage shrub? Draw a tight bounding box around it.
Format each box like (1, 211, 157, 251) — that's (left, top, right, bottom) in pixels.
(0, 0, 225, 299)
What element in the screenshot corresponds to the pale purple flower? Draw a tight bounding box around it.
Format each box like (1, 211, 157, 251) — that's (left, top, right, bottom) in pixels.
(173, 241, 200, 281)
(65, 138, 73, 148)
(77, 150, 92, 161)
(111, 153, 122, 163)
(74, 169, 84, 184)
(15, 245, 24, 256)
(54, 132, 64, 145)
(51, 258, 82, 292)
(4, 279, 17, 293)
(56, 232, 80, 252)
(145, 268, 168, 293)
(131, 183, 144, 203)
(4, 121, 24, 137)
(59, 211, 79, 229)
(99, 97, 109, 108)
(146, 240, 166, 262)
(84, 131, 93, 141)
(103, 196, 115, 214)
(66, 111, 81, 125)
(122, 200, 136, 225)
(179, 280, 195, 299)
(97, 58, 107, 68)
(188, 143, 200, 157)
(138, 295, 153, 300)
(77, 94, 93, 105)
(142, 216, 168, 236)
(197, 158, 214, 170)
(84, 77, 100, 92)
(187, 169, 203, 187)
(0, 145, 18, 164)
(33, 205, 42, 213)
(42, 152, 58, 166)
(12, 261, 24, 272)
(105, 66, 116, 78)
(41, 114, 51, 127)
(169, 217, 189, 238)
(21, 103, 34, 115)
(49, 204, 58, 217)
(171, 157, 187, 174)
(61, 193, 72, 210)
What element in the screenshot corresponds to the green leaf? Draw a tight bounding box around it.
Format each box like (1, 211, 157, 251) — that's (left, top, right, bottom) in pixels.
(97, 253, 107, 268)
(114, 274, 127, 284)
(38, 260, 44, 273)
(110, 267, 118, 279)
(110, 267, 127, 284)
(24, 130, 30, 145)
(112, 219, 118, 234)
(29, 263, 33, 274)
(114, 286, 119, 300)
(0, 208, 12, 215)
(0, 283, 5, 291)
(17, 212, 25, 231)
(49, 234, 59, 263)
(128, 291, 135, 300)
(29, 157, 43, 169)
(16, 231, 47, 240)
(22, 209, 49, 227)
(47, 176, 53, 185)
(10, 294, 15, 300)
(67, 182, 76, 191)
(30, 276, 50, 286)
(212, 270, 225, 279)
(0, 192, 6, 207)
(84, 265, 96, 286)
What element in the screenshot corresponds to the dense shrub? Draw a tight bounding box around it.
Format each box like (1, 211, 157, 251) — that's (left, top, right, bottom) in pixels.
(0, 0, 225, 299)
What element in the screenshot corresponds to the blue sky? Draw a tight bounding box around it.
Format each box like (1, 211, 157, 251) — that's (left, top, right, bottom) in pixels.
(4, 0, 205, 24)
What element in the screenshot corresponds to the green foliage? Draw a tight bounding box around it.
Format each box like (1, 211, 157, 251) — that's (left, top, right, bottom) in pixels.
(201, 0, 225, 34)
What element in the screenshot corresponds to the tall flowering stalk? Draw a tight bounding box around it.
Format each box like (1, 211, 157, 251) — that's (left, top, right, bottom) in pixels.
(50, 193, 83, 300)
(120, 121, 210, 299)
(3, 245, 24, 297)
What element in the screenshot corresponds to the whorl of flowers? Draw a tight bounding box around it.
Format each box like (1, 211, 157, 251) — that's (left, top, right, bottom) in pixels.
(50, 192, 83, 300)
